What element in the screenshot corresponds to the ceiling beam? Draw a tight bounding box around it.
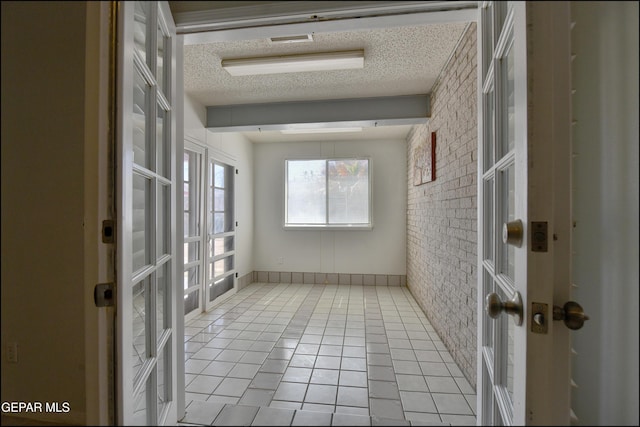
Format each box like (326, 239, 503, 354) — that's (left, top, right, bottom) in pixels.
(178, 2, 477, 44)
(206, 95, 430, 132)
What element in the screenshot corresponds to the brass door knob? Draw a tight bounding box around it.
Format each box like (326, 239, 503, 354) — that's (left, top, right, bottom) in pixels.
(485, 291, 523, 326)
(553, 301, 590, 330)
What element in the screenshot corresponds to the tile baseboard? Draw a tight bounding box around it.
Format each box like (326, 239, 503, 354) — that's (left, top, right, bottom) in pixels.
(248, 271, 406, 287)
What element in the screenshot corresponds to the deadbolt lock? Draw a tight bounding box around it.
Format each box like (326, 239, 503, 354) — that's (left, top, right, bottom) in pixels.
(503, 220, 524, 247)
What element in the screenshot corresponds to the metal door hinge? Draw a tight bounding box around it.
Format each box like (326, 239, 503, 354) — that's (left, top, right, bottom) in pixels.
(94, 283, 115, 307)
(102, 220, 115, 243)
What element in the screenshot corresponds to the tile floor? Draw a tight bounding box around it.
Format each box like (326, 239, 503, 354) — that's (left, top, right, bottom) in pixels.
(180, 283, 476, 426)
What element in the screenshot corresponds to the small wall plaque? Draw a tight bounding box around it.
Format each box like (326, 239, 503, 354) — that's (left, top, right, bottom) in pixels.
(413, 131, 436, 186)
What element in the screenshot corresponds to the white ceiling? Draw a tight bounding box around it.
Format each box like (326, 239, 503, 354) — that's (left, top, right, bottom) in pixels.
(178, 5, 469, 143)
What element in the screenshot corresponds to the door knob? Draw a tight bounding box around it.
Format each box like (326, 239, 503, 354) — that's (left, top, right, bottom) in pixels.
(503, 220, 523, 247)
(485, 291, 523, 326)
(553, 301, 590, 330)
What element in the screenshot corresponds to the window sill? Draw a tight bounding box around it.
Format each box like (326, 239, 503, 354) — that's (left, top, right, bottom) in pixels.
(283, 224, 373, 231)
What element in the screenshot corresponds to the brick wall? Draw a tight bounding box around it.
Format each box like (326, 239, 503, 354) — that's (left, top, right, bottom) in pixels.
(406, 23, 477, 388)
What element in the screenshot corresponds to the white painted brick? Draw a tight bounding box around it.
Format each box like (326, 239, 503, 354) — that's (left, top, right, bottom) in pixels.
(406, 23, 477, 390)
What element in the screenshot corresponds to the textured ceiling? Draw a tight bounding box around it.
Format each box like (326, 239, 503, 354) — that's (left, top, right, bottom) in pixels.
(184, 22, 467, 106)
(182, 20, 468, 142)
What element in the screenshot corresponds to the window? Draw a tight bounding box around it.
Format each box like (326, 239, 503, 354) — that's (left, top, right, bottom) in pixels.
(285, 158, 371, 229)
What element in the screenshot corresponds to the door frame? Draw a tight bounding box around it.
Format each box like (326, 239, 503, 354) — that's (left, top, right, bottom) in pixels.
(92, 1, 574, 424)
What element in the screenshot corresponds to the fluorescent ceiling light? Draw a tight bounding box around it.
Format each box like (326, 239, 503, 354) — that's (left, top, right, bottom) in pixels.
(269, 34, 313, 44)
(222, 50, 364, 76)
(280, 127, 363, 135)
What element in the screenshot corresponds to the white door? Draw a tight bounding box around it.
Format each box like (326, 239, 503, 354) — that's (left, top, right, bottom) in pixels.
(116, 1, 178, 425)
(205, 157, 237, 311)
(478, 2, 579, 425)
(183, 142, 206, 321)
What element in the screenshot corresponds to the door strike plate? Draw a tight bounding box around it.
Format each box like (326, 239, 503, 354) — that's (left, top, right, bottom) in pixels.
(94, 283, 115, 307)
(102, 220, 115, 244)
(531, 302, 548, 334)
(531, 221, 548, 252)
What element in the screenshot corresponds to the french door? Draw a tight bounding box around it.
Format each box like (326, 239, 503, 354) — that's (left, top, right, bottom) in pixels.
(116, 1, 178, 425)
(183, 143, 205, 321)
(182, 144, 237, 318)
(477, 2, 574, 425)
(205, 157, 236, 311)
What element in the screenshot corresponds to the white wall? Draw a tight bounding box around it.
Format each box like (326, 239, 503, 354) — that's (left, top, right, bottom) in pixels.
(571, 2, 639, 425)
(183, 95, 255, 279)
(253, 139, 407, 275)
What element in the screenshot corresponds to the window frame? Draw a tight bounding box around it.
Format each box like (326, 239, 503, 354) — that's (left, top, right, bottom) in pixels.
(284, 157, 373, 230)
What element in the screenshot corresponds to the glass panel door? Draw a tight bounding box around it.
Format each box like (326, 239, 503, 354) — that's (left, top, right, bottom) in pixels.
(206, 159, 235, 310)
(479, 1, 517, 425)
(183, 145, 205, 320)
(117, 1, 177, 425)
(479, 2, 575, 424)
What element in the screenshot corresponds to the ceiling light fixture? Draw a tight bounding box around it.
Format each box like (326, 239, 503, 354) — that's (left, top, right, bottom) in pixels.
(269, 34, 314, 44)
(280, 127, 363, 135)
(221, 50, 364, 76)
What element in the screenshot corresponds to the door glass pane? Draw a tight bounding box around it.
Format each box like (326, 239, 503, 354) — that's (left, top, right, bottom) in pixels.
(132, 277, 149, 380)
(157, 183, 169, 257)
(156, 262, 169, 343)
(501, 165, 515, 278)
(214, 189, 225, 211)
(482, 3, 494, 80)
(133, 1, 148, 64)
(213, 213, 224, 234)
(184, 242, 200, 263)
(483, 271, 495, 350)
(132, 174, 150, 272)
(156, 105, 167, 178)
(156, 23, 166, 94)
(132, 380, 148, 426)
(213, 260, 224, 279)
(210, 275, 234, 302)
(184, 151, 201, 238)
(209, 256, 234, 281)
(484, 178, 495, 263)
(184, 265, 199, 290)
(214, 164, 225, 187)
(183, 212, 190, 238)
(496, 285, 514, 419)
(157, 343, 169, 419)
(507, 307, 515, 403)
(183, 182, 189, 212)
(184, 290, 200, 316)
(211, 236, 234, 258)
(500, 44, 515, 156)
(133, 70, 149, 169)
(484, 87, 495, 172)
(328, 159, 369, 224)
(482, 362, 495, 424)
